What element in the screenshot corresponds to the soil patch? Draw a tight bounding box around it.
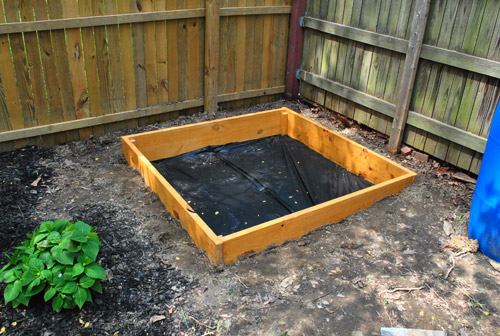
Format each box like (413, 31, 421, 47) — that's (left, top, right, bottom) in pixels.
(1, 100, 499, 336)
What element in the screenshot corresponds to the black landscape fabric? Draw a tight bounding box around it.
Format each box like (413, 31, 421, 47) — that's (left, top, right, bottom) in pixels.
(153, 135, 373, 236)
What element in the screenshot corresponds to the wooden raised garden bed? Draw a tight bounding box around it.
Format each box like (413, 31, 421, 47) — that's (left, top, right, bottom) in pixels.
(121, 107, 417, 265)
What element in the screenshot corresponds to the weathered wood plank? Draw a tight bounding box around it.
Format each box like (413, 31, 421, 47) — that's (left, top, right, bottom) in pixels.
(79, 0, 102, 124)
(299, 70, 487, 153)
(104, 1, 126, 115)
(47, 0, 78, 143)
(131, 0, 147, 110)
(91, 0, 112, 123)
(0, 6, 291, 35)
(154, 0, 169, 104)
(20, 0, 47, 130)
(0, 0, 20, 132)
(142, 0, 159, 109)
(388, 0, 430, 153)
(4, 2, 36, 130)
(166, 1, 180, 104)
(302, 17, 500, 80)
(61, 0, 93, 140)
(186, 0, 201, 102)
(205, 0, 220, 112)
(0, 85, 284, 144)
(117, 0, 139, 129)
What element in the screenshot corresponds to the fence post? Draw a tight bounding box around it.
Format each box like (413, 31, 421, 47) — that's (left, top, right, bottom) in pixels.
(205, 0, 220, 113)
(285, 0, 306, 100)
(388, 0, 431, 154)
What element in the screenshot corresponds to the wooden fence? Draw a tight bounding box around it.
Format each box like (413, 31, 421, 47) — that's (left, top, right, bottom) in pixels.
(0, 0, 291, 151)
(298, 0, 500, 174)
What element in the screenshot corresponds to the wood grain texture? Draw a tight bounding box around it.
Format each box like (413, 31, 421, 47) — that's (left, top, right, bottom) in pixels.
(122, 108, 416, 265)
(0, 0, 291, 152)
(122, 136, 223, 264)
(205, 0, 220, 113)
(388, 0, 431, 153)
(300, 0, 500, 174)
(61, 0, 92, 139)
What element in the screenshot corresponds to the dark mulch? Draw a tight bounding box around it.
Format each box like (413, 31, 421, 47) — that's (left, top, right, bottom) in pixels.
(0, 147, 54, 251)
(0, 148, 197, 336)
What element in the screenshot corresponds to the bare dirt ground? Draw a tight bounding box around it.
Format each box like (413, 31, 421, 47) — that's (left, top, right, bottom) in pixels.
(1, 100, 499, 336)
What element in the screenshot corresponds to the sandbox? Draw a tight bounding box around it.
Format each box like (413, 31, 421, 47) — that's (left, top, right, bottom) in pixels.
(122, 107, 417, 265)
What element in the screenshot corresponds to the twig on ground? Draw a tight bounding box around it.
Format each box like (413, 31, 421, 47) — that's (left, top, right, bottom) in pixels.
(382, 286, 424, 294)
(159, 256, 169, 265)
(455, 250, 469, 258)
(236, 276, 248, 289)
(445, 256, 456, 279)
(188, 316, 216, 330)
(425, 284, 449, 309)
(258, 303, 280, 309)
(311, 289, 335, 302)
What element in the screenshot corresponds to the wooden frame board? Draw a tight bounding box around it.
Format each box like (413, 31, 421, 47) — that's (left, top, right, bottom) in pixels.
(121, 107, 417, 265)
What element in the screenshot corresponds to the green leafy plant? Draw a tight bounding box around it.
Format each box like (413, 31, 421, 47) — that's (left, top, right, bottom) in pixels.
(0, 219, 106, 312)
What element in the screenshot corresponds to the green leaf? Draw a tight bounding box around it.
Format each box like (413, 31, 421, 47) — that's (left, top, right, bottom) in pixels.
(85, 263, 106, 280)
(58, 237, 71, 250)
(27, 277, 41, 290)
(51, 247, 74, 265)
(77, 253, 93, 266)
(90, 280, 102, 294)
(44, 287, 57, 301)
(36, 240, 51, 248)
(13, 292, 30, 307)
(1, 268, 17, 283)
(39, 251, 55, 268)
(63, 298, 76, 309)
(82, 241, 99, 261)
(74, 287, 87, 309)
(26, 280, 45, 297)
(63, 269, 76, 281)
(29, 258, 44, 274)
(79, 275, 95, 289)
(72, 263, 85, 276)
(53, 219, 69, 232)
(4, 282, 21, 303)
(66, 240, 82, 253)
(41, 269, 52, 281)
(52, 295, 63, 312)
(74, 221, 92, 237)
(21, 270, 37, 286)
(84, 288, 92, 302)
(51, 269, 64, 284)
(70, 235, 87, 243)
(46, 231, 61, 244)
(61, 282, 77, 294)
(39, 221, 54, 233)
(33, 233, 49, 244)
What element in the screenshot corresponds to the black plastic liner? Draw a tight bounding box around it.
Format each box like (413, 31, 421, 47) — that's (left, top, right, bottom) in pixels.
(153, 135, 373, 236)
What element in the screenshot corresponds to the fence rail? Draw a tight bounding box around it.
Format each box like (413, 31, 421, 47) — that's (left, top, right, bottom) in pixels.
(299, 0, 500, 174)
(0, 0, 291, 151)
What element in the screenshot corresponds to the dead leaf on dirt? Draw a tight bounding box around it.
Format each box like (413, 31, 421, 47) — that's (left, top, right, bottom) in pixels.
(445, 236, 479, 253)
(443, 220, 454, 236)
(31, 176, 41, 187)
(403, 248, 417, 255)
(489, 259, 500, 273)
(452, 172, 477, 184)
(280, 277, 294, 289)
(352, 277, 364, 288)
(150, 315, 166, 323)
